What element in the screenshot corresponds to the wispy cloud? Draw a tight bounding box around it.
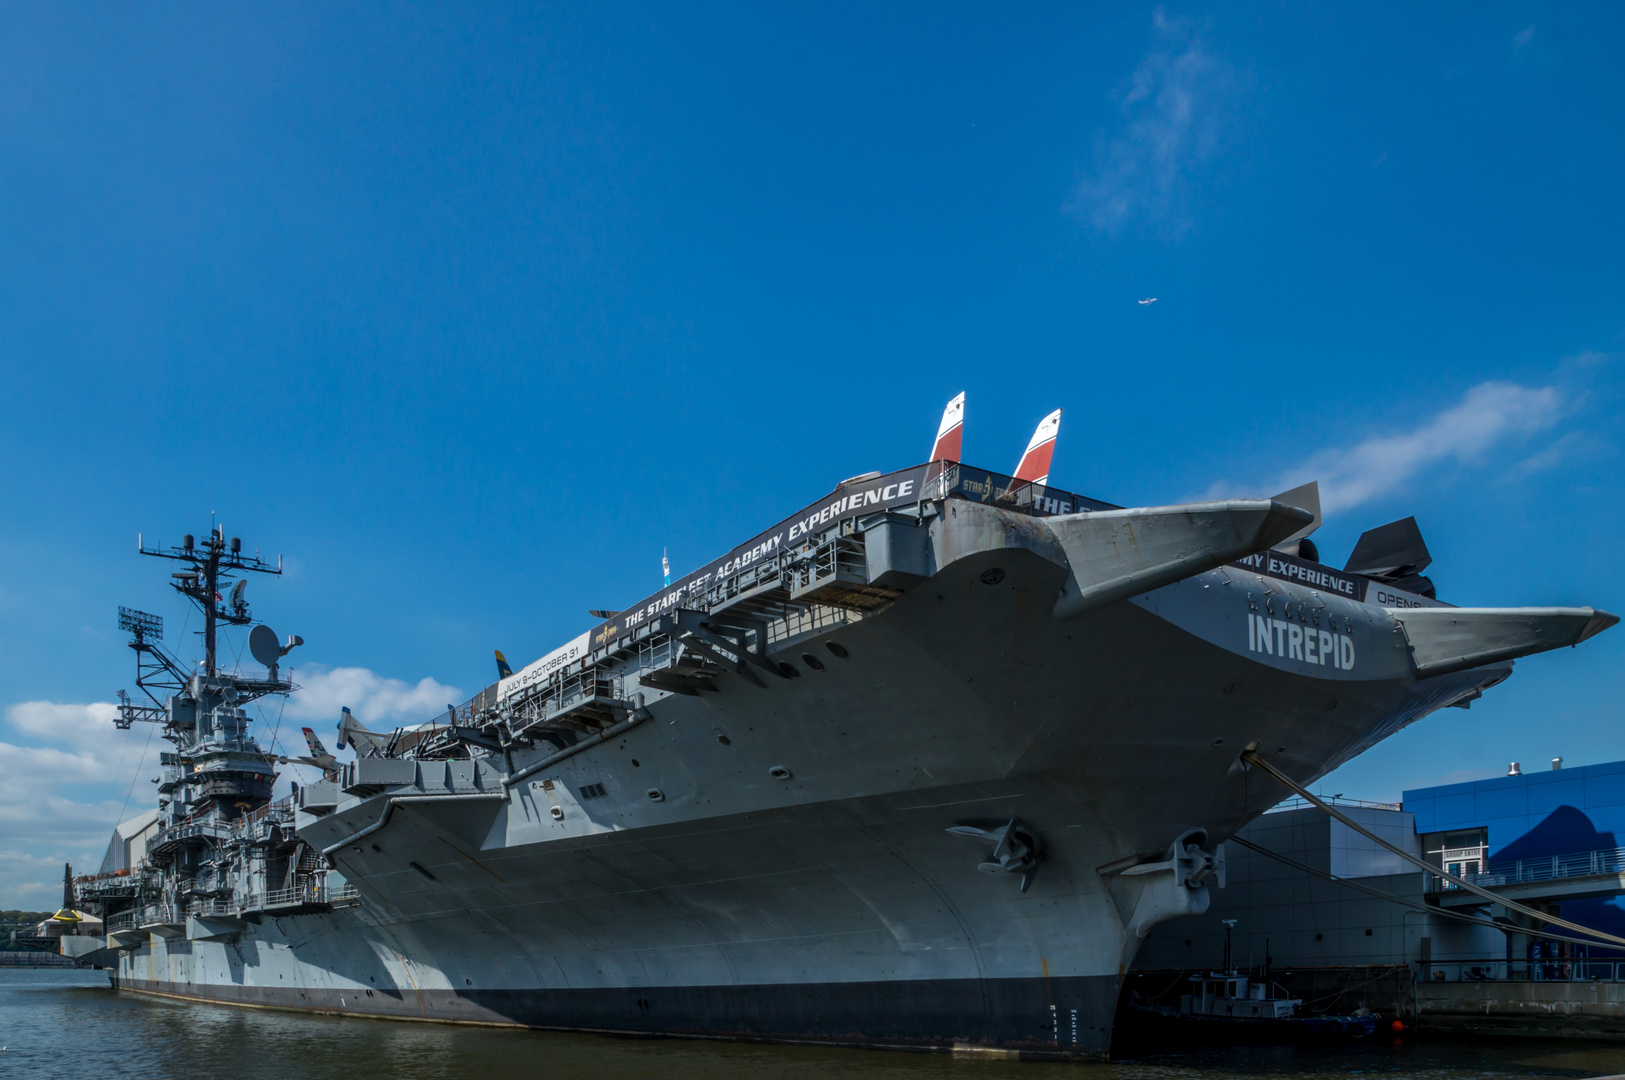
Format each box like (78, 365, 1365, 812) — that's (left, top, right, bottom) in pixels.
(1506, 430, 1587, 481)
(1204, 381, 1569, 513)
(1564, 348, 1615, 370)
(284, 664, 463, 728)
(1514, 25, 1535, 52)
(1064, 9, 1237, 237)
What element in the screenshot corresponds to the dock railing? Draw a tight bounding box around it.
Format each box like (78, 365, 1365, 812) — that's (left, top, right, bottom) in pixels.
(1266, 795, 1402, 814)
(1423, 957, 1625, 983)
(1455, 845, 1625, 889)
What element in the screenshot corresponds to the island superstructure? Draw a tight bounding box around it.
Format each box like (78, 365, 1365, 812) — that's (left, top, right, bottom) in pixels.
(64, 420, 1616, 1058)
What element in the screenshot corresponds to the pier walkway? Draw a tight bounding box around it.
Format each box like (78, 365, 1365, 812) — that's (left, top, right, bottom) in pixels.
(1433, 844, 1625, 908)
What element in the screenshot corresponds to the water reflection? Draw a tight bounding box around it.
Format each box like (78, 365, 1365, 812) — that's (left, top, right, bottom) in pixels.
(3, 970, 1622, 1079)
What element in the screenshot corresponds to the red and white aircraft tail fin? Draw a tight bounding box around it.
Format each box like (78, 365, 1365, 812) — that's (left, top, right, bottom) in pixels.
(1013, 408, 1062, 485)
(930, 392, 965, 462)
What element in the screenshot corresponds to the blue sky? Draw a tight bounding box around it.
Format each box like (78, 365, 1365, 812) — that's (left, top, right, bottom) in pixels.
(2, 3, 1622, 906)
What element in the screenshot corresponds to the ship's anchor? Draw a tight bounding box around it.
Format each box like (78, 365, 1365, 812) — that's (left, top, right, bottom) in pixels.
(1117, 827, 1226, 939)
(947, 818, 1043, 892)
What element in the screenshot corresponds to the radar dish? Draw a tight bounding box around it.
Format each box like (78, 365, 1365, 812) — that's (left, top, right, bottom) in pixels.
(249, 624, 282, 669)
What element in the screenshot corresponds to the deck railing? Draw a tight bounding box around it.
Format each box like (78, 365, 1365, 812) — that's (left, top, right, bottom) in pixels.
(185, 899, 235, 918)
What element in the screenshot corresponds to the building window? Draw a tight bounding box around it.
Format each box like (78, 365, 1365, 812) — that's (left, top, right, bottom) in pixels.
(1423, 827, 1488, 885)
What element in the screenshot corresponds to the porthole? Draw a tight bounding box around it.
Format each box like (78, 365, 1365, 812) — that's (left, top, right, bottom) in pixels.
(647, 788, 665, 802)
(979, 567, 1005, 585)
(777, 661, 801, 679)
(717, 735, 731, 746)
(550, 806, 564, 821)
(826, 642, 849, 659)
(769, 766, 792, 781)
(801, 653, 824, 671)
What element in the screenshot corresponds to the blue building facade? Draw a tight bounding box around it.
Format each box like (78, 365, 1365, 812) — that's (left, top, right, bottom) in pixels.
(1405, 760, 1625, 860)
(1404, 759, 1625, 950)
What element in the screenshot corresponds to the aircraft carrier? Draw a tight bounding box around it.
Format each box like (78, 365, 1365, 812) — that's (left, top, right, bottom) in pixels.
(61, 405, 1617, 1058)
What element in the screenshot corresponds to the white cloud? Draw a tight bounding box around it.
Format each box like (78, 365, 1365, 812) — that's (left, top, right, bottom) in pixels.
(0, 702, 156, 800)
(0, 849, 80, 910)
(284, 664, 463, 729)
(0, 702, 159, 905)
(1204, 380, 1568, 513)
(8, 700, 122, 754)
(0, 662, 461, 906)
(1514, 25, 1535, 51)
(1065, 9, 1237, 236)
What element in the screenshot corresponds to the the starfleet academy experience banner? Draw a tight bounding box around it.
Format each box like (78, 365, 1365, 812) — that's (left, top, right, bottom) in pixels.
(586, 463, 1131, 652)
(943, 465, 1119, 516)
(1233, 549, 1369, 601)
(1231, 549, 1440, 608)
(584, 463, 1440, 657)
(588, 464, 935, 651)
(503, 468, 1432, 703)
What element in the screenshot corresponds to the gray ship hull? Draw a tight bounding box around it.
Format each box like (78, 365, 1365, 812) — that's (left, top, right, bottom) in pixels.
(105, 533, 1501, 1058)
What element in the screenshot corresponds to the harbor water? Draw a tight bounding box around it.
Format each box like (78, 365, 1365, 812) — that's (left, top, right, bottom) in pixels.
(3, 969, 1624, 1079)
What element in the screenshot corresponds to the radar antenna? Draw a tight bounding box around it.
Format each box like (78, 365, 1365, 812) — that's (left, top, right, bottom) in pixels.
(116, 529, 295, 724)
(140, 528, 282, 677)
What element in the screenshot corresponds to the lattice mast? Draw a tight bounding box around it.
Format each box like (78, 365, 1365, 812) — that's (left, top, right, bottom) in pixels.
(117, 527, 289, 726)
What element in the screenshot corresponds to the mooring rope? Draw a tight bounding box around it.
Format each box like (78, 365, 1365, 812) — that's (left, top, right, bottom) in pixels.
(1229, 835, 1615, 950)
(1240, 748, 1625, 948)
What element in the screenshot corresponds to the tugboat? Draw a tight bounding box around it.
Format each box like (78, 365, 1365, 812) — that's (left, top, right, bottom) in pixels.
(1124, 971, 1379, 1043)
(1125, 924, 1379, 1043)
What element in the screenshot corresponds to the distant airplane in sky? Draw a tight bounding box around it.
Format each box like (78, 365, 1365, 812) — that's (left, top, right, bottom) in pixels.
(1138, 297, 1157, 305)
